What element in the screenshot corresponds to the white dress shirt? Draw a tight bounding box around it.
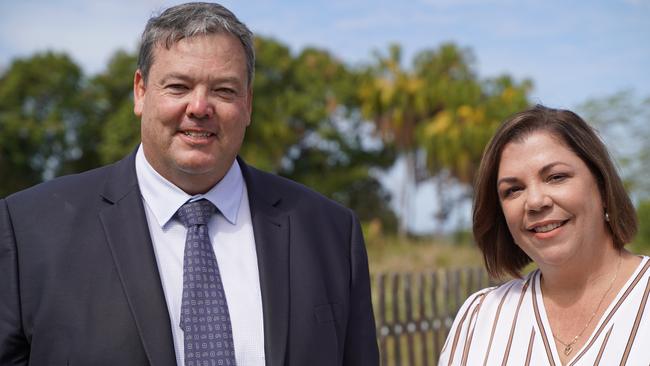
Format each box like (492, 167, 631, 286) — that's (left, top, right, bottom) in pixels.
(135, 145, 266, 366)
(439, 256, 650, 365)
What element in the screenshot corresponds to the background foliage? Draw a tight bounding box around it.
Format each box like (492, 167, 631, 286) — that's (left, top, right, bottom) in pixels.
(1, 37, 649, 249)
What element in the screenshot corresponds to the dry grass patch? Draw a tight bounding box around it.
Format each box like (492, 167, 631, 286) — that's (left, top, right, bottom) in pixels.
(366, 235, 484, 274)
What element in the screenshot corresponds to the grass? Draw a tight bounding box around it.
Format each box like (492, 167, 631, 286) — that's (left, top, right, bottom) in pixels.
(366, 231, 650, 275)
(365, 232, 484, 274)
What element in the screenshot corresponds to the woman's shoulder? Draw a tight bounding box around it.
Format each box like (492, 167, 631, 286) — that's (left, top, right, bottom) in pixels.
(439, 273, 537, 363)
(465, 271, 536, 304)
(639, 255, 650, 264)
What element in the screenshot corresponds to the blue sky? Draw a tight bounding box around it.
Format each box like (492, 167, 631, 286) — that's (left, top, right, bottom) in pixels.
(1, 0, 649, 232)
(2, 0, 648, 107)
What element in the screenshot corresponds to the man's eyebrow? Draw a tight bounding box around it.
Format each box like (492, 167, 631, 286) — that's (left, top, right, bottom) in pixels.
(211, 76, 244, 84)
(160, 73, 244, 85)
(160, 73, 192, 84)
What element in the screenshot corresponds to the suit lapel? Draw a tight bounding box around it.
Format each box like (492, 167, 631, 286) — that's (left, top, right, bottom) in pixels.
(98, 152, 177, 366)
(240, 158, 290, 366)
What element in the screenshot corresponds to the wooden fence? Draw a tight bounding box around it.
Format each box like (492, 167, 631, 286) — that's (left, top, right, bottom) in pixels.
(371, 268, 496, 366)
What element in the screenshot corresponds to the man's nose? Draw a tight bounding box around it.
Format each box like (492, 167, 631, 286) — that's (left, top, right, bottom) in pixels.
(186, 88, 214, 119)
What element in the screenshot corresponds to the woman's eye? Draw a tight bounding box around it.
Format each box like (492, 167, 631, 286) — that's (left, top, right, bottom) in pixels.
(548, 174, 567, 182)
(501, 186, 521, 198)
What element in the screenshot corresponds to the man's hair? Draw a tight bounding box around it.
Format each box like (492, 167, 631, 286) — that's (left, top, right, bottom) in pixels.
(473, 105, 637, 279)
(137, 2, 255, 85)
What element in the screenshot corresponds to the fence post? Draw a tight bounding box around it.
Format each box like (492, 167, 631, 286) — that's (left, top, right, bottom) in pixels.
(417, 273, 429, 366)
(372, 266, 492, 365)
(391, 272, 401, 366)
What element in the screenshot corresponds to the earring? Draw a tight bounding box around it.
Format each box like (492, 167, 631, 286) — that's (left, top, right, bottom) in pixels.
(605, 212, 610, 222)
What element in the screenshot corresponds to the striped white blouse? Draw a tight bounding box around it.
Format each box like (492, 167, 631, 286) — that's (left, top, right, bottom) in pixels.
(439, 256, 650, 366)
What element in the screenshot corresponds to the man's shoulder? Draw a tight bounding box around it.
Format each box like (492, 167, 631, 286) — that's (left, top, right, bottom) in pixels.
(242, 162, 352, 215)
(4, 160, 123, 205)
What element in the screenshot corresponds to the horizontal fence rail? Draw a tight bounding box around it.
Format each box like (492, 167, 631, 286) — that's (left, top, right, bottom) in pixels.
(371, 267, 497, 366)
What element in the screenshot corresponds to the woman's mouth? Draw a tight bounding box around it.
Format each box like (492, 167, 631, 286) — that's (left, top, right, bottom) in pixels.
(529, 220, 569, 233)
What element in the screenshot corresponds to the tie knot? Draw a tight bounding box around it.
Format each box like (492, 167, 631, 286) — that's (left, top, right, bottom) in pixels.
(176, 199, 216, 227)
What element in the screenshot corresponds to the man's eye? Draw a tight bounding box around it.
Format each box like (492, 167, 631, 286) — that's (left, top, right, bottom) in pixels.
(212, 88, 239, 100)
(215, 88, 236, 95)
(166, 84, 188, 91)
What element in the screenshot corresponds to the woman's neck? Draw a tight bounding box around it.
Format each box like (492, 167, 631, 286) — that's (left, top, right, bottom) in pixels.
(540, 250, 643, 309)
(539, 243, 621, 302)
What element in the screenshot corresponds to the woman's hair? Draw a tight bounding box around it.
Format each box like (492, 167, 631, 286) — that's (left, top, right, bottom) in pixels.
(473, 105, 637, 278)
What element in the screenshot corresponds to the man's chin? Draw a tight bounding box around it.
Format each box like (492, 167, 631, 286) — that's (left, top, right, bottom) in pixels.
(176, 162, 218, 176)
(174, 156, 231, 177)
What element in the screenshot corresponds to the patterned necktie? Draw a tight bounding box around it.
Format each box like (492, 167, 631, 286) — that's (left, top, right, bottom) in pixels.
(176, 199, 237, 366)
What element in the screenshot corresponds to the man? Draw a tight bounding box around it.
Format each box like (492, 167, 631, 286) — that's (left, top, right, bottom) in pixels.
(0, 3, 379, 365)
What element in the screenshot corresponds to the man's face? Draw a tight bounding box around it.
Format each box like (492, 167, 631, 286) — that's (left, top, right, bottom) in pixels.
(134, 33, 252, 194)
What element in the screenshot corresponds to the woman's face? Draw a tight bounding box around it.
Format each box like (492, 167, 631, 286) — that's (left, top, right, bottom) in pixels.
(496, 131, 608, 269)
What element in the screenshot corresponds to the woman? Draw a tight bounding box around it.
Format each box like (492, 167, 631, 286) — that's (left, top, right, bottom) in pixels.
(439, 105, 649, 365)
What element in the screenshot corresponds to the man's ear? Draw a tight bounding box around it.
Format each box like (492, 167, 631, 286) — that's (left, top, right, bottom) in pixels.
(133, 69, 146, 117)
(246, 87, 253, 127)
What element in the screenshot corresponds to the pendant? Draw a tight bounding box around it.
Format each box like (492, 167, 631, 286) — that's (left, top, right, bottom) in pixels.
(564, 345, 573, 356)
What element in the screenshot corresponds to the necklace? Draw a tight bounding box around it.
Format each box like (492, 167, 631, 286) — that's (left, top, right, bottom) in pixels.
(552, 256, 622, 356)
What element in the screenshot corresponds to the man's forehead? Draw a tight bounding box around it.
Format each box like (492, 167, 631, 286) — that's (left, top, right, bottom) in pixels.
(142, 32, 251, 86)
(155, 33, 241, 50)
(148, 34, 244, 65)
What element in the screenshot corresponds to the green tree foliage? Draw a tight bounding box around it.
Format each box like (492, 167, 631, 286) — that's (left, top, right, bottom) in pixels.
(635, 200, 650, 250)
(242, 37, 296, 171)
(358, 44, 437, 235)
(248, 38, 397, 228)
(577, 91, 650, 251)
(420, 75, 531, 185)
(0, 52, 86, 197)
(358, 43, 532, 232)
(577, 90, 650, 200)
(90, 50, 140, 164)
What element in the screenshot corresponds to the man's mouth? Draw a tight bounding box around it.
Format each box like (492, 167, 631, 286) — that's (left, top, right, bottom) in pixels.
(182, 131, 214, 138)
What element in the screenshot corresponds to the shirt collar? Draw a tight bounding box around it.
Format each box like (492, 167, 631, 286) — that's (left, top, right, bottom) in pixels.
(135, 145, 243, 227)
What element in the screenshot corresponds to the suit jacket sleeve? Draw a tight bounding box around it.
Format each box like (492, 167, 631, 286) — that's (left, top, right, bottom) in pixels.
(343, 212, 379, 365)
(0, 199, 29, 365)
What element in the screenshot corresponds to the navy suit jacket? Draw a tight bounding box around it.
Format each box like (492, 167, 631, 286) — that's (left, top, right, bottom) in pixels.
(0, 152, 379, 365)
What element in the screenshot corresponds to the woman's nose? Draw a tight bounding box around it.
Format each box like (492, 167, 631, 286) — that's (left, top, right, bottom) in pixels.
(524, 185, 552, 212)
